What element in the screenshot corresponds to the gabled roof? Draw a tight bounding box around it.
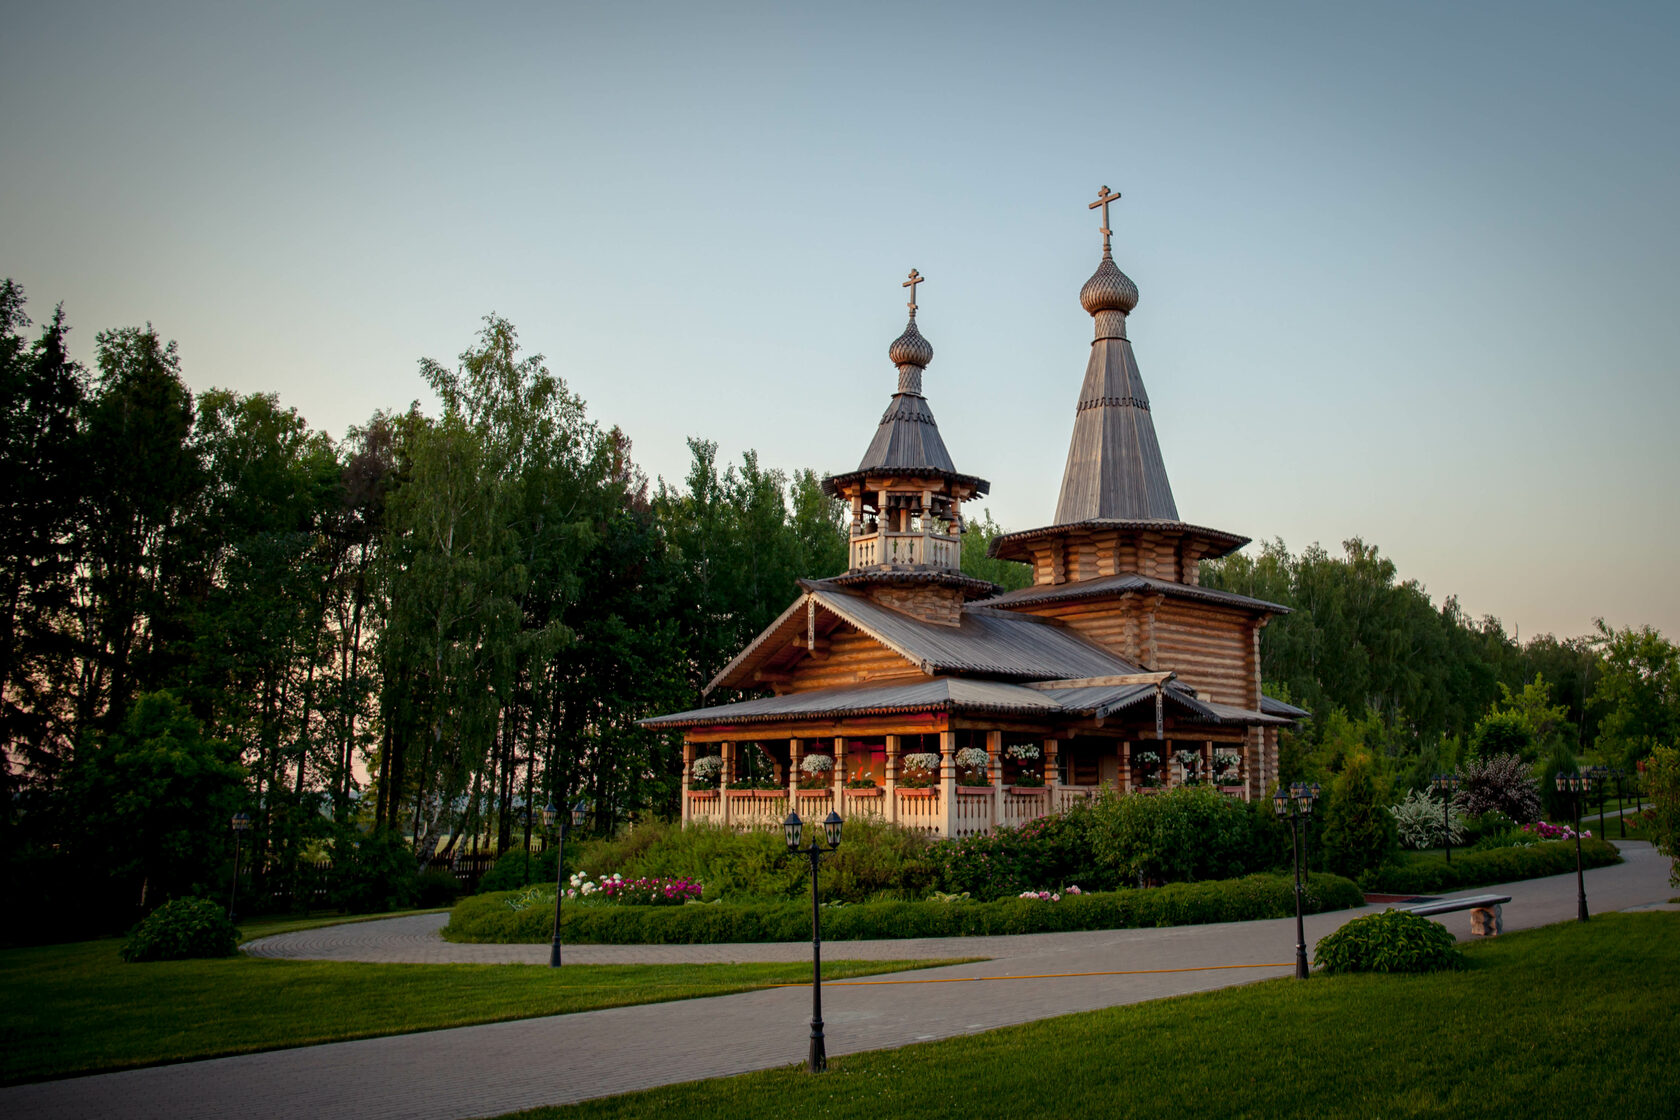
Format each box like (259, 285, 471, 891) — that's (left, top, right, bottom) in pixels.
(705, 586, 1142, 695)
(1260, 694, 1311, 720)
(980, 572, 1289, 616)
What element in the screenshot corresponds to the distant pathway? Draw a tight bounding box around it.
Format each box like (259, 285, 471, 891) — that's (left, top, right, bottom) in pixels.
(6, 842, 1670, 1120)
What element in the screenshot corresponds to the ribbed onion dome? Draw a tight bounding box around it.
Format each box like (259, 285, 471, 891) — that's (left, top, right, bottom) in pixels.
(888, 317, 934, 368)
(1079, 255, 1140, 316)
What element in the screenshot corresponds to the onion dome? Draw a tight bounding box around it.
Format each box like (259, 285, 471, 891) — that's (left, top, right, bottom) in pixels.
(1080, 255, 1139, 316)
(888, 316, 934, 369)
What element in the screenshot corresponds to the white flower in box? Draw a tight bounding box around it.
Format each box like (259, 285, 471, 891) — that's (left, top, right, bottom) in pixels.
(691, 755, 723, 781)
(901, 752, 940, 773)
(1004, 742, 1041, 761)
(955, 746, 990, 769)
(800, 753, 834, 774)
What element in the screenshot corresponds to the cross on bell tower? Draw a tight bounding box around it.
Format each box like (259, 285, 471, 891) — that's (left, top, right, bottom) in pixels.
(903, 268, 925, 316)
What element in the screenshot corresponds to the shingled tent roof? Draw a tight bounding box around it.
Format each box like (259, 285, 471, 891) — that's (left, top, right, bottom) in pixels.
(1052, 251, 1177, 522)
(821, 304, 988, 497)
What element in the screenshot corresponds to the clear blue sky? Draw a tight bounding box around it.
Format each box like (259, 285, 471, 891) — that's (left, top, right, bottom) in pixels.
(3, 1, 1676, 642)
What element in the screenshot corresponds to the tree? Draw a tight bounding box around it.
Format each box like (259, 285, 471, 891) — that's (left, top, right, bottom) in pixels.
(69, 690, 244, 909)
(1590, 621, 1679, 767)
(960, 508, 1032, 591)
(1318, 751, 1398, 880)
(1643, 745, 1680, 887)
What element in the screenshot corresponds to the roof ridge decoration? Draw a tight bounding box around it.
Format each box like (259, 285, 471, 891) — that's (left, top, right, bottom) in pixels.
(1052, 187, 1178, 524)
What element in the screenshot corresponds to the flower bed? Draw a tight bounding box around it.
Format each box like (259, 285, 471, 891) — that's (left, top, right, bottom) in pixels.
(443, 872, 1364, 945)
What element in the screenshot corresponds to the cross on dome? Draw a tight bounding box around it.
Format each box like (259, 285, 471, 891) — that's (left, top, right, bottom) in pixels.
(1088, 186, 1121, 258)
(902, 268, 925, 315)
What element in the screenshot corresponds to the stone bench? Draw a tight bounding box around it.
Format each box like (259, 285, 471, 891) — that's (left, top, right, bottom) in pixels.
(1394, 893, 1513, 937)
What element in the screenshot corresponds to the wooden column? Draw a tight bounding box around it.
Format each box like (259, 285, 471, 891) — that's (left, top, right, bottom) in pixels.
(885, 734, 901, 825)
(789, 737, 804, 797)
(720, 741, 734, 826)
(939, 730, 957, 838)
(987, 729, 1004, 831)
(1043, 738, 1060, 792)
(833, 736, 847, 802)
(681, 740, 695, 825)
(1120, 741, 1132, 793)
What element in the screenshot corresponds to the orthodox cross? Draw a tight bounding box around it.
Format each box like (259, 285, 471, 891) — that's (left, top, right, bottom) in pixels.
(902, 268, 924, 314)
(1088, 185, 1121, 257)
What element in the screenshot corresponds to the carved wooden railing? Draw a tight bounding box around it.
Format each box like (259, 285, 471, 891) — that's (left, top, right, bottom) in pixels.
(847, 531, 959, 570)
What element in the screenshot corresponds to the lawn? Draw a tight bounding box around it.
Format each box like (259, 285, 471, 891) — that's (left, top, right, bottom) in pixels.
(0, 939, 971, 1085)
(499, 912, 1679, 1120)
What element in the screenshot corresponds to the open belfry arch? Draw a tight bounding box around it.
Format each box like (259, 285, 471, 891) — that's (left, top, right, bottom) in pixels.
(643, 192, 1306, 837)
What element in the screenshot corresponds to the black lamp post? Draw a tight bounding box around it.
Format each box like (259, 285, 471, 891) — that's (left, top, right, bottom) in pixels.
(1609, 766, 1626, 838)
(1430, 773, 1460, 863)
(543, 798, 592, 968)
(1588, 765, 1609, 837)
(228, 811, 252, 922)
(1272, 783, 1318, 979)
(785, 809, 843, 1072)
(1554, 771, 1592, 922)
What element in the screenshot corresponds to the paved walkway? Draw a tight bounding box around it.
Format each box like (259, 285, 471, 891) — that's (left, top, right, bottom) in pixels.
(5, 842, 1670, 1120)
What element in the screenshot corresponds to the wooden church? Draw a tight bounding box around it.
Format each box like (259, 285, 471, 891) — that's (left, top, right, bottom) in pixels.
(644, 190, 1304, 838)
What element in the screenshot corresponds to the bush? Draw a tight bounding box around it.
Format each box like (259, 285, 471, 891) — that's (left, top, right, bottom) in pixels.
(121, 897, 238, 962)
(1073, 787, 1260, 886)
(416, 867, 464, 907)
(329, 829, 418, 913)
(1389, 789, 1464, 851)
(929, 814, 1083, 900)
(1321, 753, 1399, 879)
(1314, 909, 1463, 975)
(1457, 754, 1542, 824)
(1363, 837, 1620, 894)
(477, 847, 564, 894)
(443, 872, 1365, 945)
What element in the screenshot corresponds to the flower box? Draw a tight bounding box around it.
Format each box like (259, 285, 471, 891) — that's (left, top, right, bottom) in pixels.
(726, 790, 785, 799)
(1005, 785, 1050, 795)
(846, 787, 883, 798)
(688, 790, 719, 800)
(897, 788, 938, 798)
(956, 785, 995, 796)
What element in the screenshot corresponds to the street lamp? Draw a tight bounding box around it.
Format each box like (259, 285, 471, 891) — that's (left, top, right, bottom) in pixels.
(1430, 773, 1460, 863)
(1554, 771, 1592, 923)
(1588, 765, 1609, 837)
(543, 798, 593, 967)
(1609, 766, 1626, 839)
(228, 812, 252, 922)
(1273, 783, 1318, 979)
(785, 809, 843, 1072)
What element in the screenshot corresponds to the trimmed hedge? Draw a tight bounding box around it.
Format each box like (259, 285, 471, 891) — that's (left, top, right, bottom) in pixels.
(1363, 838, 1620, 895)
(121, 897, 238, 962)
(443, 872, 1364, 945)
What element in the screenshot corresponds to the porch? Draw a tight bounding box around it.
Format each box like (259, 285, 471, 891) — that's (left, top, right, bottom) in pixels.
(681, 730, 1261, 839)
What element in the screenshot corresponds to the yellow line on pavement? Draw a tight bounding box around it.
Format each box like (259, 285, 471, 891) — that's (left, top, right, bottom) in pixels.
(772, 962, 1293, 988)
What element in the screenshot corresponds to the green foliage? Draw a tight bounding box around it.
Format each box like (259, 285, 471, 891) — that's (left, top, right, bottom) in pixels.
(69, 690, 244, 907)
(1590, 621, 1680, 768)
(444, 873, 1365, 944)
(1362, 837, 1620, 894)
(1645, 745, 1680, 887)
(1319, 752, 1398, 879)
(1313, 909, 1463, 975)
(1072, 787, 1260, 887)
(328, 829, 418, 913)
(414, 867, 464, 908)
(1537, 739, 1580, 824)
(1468, 710, 1534, 763)
(959, 508, 1032, 591)
(120, 898, 237, 962)
(477, 847, 564, 893)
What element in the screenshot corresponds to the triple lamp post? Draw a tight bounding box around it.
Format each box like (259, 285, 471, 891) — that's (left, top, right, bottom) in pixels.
(1554, 771, 1593, 923)
(1271, 782, 1318, 980)
(784, 808, 844, 1073)
(543, 798, 592, 968)
(228, 811, 252, 922)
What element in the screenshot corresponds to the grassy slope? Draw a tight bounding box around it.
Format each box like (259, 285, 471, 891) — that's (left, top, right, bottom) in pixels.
(0, 941, 970, 1085)
(503, 912, 1678, 1120)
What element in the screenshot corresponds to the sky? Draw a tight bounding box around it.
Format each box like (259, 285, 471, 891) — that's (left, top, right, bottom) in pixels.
(3, 1, 1677, 642)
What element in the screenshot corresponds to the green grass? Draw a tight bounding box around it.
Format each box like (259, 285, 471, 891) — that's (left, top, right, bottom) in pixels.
(0, 940, 973, 1085)
(500, 913, 1680, 1120)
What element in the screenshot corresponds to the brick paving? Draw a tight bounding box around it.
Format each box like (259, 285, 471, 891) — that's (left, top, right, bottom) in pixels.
(3, 841, 1669, 1120)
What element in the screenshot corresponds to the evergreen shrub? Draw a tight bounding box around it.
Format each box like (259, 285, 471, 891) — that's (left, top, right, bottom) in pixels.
(1363, 837, 1619, 894)
(442, 872, 1365, 945)
(1321, 753, 1399, 879)
(121, 897, 238, 962)
(329, 829, 419, 913)
(477, 847, 564, 894)
(1314, 909, 1463, 974)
